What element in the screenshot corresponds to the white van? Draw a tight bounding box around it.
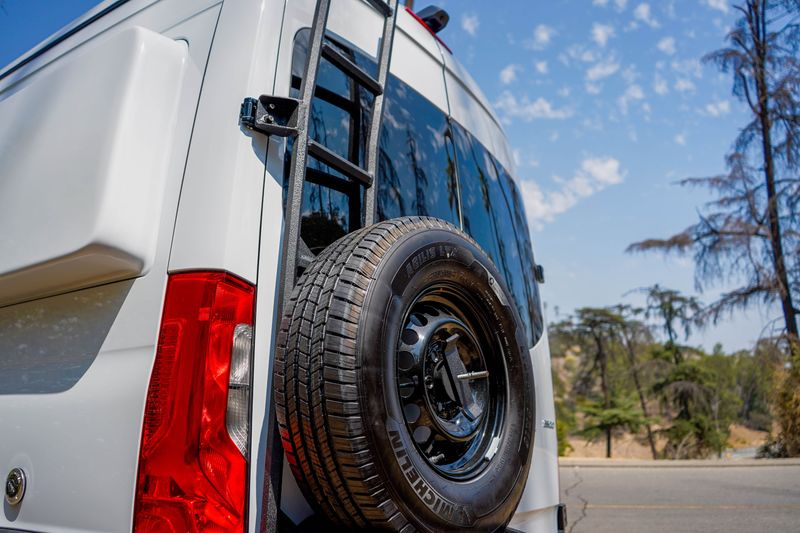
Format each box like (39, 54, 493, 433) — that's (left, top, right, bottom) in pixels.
(0, 1, 563, 531)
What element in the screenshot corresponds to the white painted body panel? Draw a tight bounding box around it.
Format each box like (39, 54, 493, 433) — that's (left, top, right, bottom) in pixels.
(510, 506, 560, 532)
(0, 27, 187, 307)
(167, 0, 281, 283)
(0, 1, 560, 531)
(519, 330, 561, 513)
(441, 50, 516, 175)
(0, 1, 220, 530)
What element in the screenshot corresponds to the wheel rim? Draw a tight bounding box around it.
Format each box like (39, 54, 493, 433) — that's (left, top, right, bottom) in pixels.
(396, 284, 507, 479)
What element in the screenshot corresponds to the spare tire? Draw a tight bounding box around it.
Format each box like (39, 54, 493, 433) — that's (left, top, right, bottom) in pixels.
(275, 216, 535, 532)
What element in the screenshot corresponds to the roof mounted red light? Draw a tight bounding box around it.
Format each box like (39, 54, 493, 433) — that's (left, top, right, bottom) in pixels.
(405, 7, 452, 54)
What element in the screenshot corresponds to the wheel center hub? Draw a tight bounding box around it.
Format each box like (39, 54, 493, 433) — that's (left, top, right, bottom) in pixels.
(396, 293, 504, 479)
(422, 322, 488, 440)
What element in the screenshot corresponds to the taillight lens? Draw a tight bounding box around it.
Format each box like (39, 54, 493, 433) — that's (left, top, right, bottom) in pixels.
(134, 271, 255, 532)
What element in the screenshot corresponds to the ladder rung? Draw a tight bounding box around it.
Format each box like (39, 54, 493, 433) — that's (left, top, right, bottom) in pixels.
(306, 167, 358, 195)
(308, 140, 373, 187)
(363, 0, 393, 17)
(321, 43, 383, 96)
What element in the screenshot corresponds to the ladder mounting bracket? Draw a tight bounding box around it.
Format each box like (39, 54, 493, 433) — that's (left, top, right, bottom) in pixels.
(239, 95, 302, 137)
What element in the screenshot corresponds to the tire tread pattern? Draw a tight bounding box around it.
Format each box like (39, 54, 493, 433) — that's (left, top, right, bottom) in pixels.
(275, 217, 467, 530)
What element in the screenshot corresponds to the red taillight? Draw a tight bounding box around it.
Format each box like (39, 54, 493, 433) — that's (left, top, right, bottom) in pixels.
(134, 271, 255, 532)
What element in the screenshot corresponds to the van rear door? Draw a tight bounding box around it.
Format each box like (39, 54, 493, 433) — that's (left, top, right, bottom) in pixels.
(0, 2, 220, 530)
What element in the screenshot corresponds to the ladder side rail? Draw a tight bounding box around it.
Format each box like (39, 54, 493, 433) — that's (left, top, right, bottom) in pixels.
(264, 3, 394, 532)
(266, 6, 333, 532)
(363, 0, 400, 226)
(347, 71, 365, 231)
(280, 0, 333, 300)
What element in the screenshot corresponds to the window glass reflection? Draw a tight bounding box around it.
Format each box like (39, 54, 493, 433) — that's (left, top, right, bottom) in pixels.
(288, 30, 376, 252)
(376, 77, 459, 226)
(452, 122, 536, 345)
(286, 30, 542, 346)
(497, 163, 545, 344)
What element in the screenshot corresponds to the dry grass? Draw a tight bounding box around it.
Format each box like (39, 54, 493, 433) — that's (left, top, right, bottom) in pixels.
(563, 424, 768, 459)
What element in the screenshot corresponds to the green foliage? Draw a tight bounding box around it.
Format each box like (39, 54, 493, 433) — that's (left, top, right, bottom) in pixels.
(734, 342, 778, 430)
(653, 360, 712, 419)
(624, 0, 800, 455)
(638, 284, 703, 350)
(772, 346, 800, 456)
(579, 396, 647, 440)
(549, 285, 785, 459)
(660, 415, 728, 459)
(702, 353, 743, 423)
(552, 367, 576, 457)
(556, 418, 573, 457)
(653, 355, 738, 458)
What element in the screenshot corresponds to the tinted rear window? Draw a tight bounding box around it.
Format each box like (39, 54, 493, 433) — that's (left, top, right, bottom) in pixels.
(497, 163, 545, 342)
(452, 121, 540, 344)
(288, 30, 376, 251)
(376, 77, 460, 226)
(287, 30, 542, 346)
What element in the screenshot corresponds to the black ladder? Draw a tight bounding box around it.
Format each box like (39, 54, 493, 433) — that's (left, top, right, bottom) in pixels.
(239, 2, 399, 530)
(241, 0, 400, 301)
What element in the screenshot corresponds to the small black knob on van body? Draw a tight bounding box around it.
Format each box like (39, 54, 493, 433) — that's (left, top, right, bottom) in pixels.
(5, 467, 26, 506)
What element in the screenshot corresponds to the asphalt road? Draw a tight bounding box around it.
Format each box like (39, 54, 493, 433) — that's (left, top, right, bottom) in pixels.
(559, 459, 800, 533)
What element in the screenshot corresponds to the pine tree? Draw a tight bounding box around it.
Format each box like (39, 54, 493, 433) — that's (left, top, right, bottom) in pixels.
(628, 1, 800, 455)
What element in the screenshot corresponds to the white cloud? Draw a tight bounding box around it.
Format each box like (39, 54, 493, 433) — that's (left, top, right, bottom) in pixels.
(495, 91, 574, 122)
(706, 0, 728, 13)
(671, 58, 703, 78)
(513, 149, 540, 169)
(582, 116, 604, 130)
(705, 99, 731, 116)
(654, 74, 669, 95)
(560, 45, 598, 66)
(586, 57, 620, 81)
(584, 157, 625, 185)
(657, 36, 676, 55)
(500, 64, 519, 84)
(675, 133, 686, 145)
(618, 84, 645, 113)
(586, 82, 602, 94)
(633, 3, 659, 28)
(535, 61, 549, 74)
(527, 24, 556, 50)
(519, 157, 625, 229)
(594, 0, 628, 9)
(674, 78, 696, 92)
(461, 14, 479, 36)
(622, 65, 639, 84)
(591, 23, 616, 47)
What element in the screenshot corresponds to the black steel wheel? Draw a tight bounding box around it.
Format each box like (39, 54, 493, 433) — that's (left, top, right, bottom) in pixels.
(396, 287, 506, 480)
(275, 217, 535, 532)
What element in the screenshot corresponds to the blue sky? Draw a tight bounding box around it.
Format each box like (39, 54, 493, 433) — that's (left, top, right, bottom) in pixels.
(438, 0, 777, 351)
(0, 0, 775, 351)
